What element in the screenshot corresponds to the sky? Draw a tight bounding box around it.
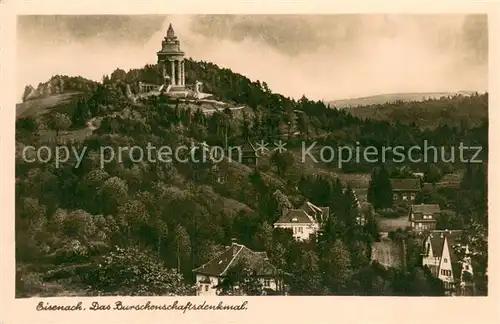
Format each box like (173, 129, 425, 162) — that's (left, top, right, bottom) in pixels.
(17, 14, 488, 101)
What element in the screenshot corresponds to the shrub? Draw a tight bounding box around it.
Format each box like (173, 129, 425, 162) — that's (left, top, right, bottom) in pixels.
(81, 246, 195, 296)
(378, 208, 400, 219)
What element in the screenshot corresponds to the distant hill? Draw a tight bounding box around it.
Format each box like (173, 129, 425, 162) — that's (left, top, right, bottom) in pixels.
(327, 91, 487, 129)
(327, 92, 476, 108)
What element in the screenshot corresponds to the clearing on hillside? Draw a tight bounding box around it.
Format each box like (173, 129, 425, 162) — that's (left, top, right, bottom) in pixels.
(378, 215, 411, 232)
(16, 92, 82, 118)
(371, 236, 404, 269)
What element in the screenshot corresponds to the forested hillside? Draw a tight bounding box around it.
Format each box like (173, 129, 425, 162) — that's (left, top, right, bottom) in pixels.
(334, 93, 488, 129)
(15, 59, 488, 297)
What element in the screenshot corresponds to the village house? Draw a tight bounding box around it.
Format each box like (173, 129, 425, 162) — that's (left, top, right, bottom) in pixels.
(390, 178, 421, 202)
(422, 230, 474, 296)
(274, 209, 318, 241)
(408, 203, 440, 232)
(273, 201, 329, 241)
(192, 240, 285, 296)
(237, 140, 258, 166)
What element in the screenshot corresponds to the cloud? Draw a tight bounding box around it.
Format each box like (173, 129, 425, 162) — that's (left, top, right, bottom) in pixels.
(16, 14, 487, 101)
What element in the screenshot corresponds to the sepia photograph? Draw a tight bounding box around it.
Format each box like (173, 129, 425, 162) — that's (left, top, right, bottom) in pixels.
(13, 13, 488, 301)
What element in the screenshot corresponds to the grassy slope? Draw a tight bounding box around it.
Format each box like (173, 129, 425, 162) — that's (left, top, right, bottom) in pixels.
(16, 92, 83, 118)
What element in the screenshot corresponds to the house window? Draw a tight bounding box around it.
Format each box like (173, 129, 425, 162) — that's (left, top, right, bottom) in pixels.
(264, 279, 270, 287)
(465, 265, 470, 270)
(402, 194, 407, 200)
(410, 193, 416, 200)
(393, 194, 398, 200)
(444, 258, 448, 263)
(299, 227, 303, 234)
(205, 285, 209, 291)
(441, 269, 451, 276)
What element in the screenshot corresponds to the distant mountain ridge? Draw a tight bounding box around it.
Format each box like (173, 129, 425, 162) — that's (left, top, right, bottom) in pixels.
(327, 91, 476, 108)
(325, 91, 487, 129)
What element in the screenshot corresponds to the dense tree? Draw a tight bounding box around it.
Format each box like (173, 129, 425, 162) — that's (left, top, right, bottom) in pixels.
(217, 258, 264, 296)
(288, 250, 326, 295)
(83, 246, 194, 296)
(172, 224, 192, 272)
(367, 165, 393, 209)
(270, 151, 294, 176)
(49, 112, 72, 136)
(321, 240, 352, 294)
(71, 98, 91, 127)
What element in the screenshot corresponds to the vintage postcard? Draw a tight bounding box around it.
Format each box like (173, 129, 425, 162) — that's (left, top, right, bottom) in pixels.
(1, 0, 499, 323)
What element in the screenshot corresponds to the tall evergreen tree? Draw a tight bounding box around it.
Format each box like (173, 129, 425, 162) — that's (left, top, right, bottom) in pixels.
(367, 166, 393, 209)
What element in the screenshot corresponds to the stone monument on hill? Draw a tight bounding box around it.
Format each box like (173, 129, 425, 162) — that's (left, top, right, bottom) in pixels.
(157, 23, 186, 90)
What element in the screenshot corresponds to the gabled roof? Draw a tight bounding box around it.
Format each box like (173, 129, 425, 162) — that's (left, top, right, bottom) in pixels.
(411, 204, 440, 221)
(193, 243, 279, 277)
(319, 207, 330, 220)
(299, 201, 329, 222)
(301, 201, 322, 214)
(300, 201, 330, 221)
(240, 140, 257, 153)
(411, 204, 441, 214)
(426, 230, 463, 277)
(390, 178, 421, 191)
(275, 209, 314, 224)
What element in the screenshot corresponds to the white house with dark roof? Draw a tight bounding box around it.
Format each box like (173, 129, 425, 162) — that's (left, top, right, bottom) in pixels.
(422, 230, 474, 296)
(273, 201, 329, 241)
(192, 241, 285, 296)
(273, 209, 318, 241)
(409, 203, 440, 232)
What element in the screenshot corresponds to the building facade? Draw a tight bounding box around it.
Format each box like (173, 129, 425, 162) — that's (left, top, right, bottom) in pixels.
(157, 23, 186, 89)
(238, 141, 258, 166)
(390, 178, 421, 202)
(422, 230, 474, 296)
(193, 241, 285, 296)
(273, 202, 329, 241)
(409, 203, 440, 232)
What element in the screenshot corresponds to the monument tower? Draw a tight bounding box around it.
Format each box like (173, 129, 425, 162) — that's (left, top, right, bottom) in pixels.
(157, 23, 185, 88)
